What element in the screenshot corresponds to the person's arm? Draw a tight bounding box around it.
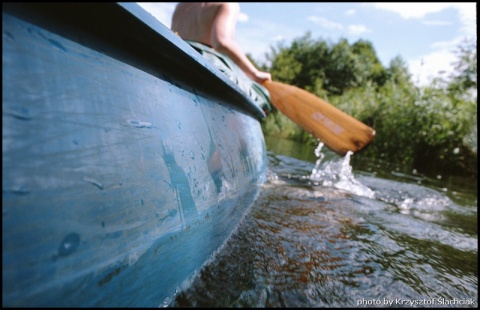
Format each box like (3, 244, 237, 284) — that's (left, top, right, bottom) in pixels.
(210, 3, 271, 83)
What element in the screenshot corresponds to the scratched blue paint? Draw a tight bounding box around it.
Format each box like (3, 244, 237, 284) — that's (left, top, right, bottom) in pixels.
(161, 143, 198, 221)
(2, 3, 267, 307)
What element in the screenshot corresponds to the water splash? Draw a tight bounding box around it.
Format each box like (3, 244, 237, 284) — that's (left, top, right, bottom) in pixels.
(309, 142, 375, 198)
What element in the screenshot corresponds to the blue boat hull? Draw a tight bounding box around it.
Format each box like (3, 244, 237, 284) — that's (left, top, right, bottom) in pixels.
(2, 3, 267, 307)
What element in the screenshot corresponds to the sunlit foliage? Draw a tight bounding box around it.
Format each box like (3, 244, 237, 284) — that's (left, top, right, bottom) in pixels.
(258, 33, 477, 177)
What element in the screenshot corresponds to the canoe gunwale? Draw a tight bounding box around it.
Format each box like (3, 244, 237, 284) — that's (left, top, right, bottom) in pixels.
(2, 2, 266, 119)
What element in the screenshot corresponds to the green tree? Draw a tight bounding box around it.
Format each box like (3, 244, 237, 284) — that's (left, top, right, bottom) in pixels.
(386, 56, 412, 85)
(267, 32, 390, 97)
(261, 34, 477, 177)
(351, 40, 388, 87)
(448, 38, 477, 94)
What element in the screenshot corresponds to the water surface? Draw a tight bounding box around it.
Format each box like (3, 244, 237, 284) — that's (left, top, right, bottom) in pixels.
(170, 137, 478, 307)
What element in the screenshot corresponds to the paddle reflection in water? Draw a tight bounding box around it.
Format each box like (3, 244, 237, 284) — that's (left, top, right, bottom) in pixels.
(169, 140, 478, 308)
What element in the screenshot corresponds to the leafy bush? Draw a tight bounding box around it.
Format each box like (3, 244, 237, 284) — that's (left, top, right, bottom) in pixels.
(260, 34, 477, 178)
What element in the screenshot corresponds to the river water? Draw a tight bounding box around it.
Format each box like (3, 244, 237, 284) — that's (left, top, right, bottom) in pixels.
(169, 136, 478, 308)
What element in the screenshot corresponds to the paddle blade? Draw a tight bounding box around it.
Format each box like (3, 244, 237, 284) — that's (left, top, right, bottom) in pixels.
(263, 81, 375, 156)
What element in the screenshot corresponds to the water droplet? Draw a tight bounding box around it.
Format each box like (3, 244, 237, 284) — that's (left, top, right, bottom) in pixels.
(127, 119, 152, 129)
(58, 233, 80, 257)
(83, 177, 103, 190)
(5, 106, 32, 120)
(163, 296, 172, 307)
(5, 184, 30, 195)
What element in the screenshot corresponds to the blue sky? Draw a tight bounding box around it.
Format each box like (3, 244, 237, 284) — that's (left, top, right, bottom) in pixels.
(138, 2, 476, 87)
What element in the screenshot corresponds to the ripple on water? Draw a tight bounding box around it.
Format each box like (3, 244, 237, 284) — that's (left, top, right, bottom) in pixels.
(170, 149, 477, 308)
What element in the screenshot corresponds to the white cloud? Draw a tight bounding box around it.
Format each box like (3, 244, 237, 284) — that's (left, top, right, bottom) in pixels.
(345, 9, 356, 16)
(409, 35, 469, 86)
(409, 50, 457, 86)
(236, 18, 300, 64)
(137, 2, 176, 29)
(430, 38, 461, 51)
(370, 2, 476, 39)
(348, 24, 370, 35)
(307, 16, 343, 30)
(238, 12, 249, 23)
(409, 34, 475, 87)
(422, 20, 453, 26)
(451, 2, 476, 38)
(370, 2, 476, 86)
(370, 3, 457, 19)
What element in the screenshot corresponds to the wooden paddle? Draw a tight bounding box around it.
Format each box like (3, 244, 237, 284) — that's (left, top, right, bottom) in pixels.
(262, 80, 375, 156)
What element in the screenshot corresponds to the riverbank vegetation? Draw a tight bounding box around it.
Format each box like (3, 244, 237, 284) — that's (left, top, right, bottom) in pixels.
(255, 33, 477, 178)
